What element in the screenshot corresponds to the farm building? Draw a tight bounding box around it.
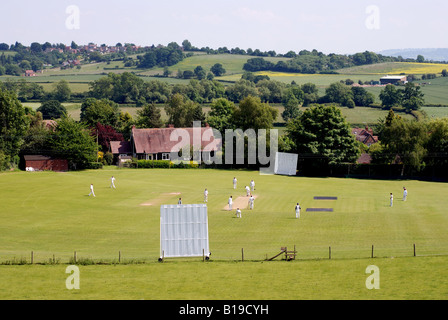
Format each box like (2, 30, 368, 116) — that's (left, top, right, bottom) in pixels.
(380, 75, 408, 85)
(24, 70, 36, 77)
(110, 125, 222, 163)
(23, 155, 68, 172)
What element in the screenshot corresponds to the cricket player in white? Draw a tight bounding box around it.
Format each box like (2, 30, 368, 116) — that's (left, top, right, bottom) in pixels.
(403, 187, 407, 201)
(250, 179, 255, 192)
(245, 185, 250, 196)
(178, 198, 182, 205)
(228, 196, 233, 210)
(295, 203, 301, 219)
(89, 184, 95, 197)
(204, 188, 208, 203)
(390, 193, 393, 207)
(233, 177, 237, 189)
(110, 176, 116, 189)
(248, 195, 254, 210)
(236, 208, 242, 218)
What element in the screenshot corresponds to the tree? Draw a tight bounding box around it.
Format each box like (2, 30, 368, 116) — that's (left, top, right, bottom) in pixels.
(210, 63, 226, 77)
(281, 86, 304, 122)
(80, 98, 120, 128)
(136, 103, 163, 128)
(324, 82, 353, 106)
(442, 69, 448, 77)
(231, 95, 278, 131)
(207, 98, 236, 133)
(30, 42, 42, 53)
(286, 105, 360, 171)
(225, 79, 258, 102)
(301, 83, 319, 106)
(37, 100, 67, 120)
(417, 55, 425, 63)
(401, 82, 425, 111)
(281, 95, 302, 122)
(425, 118, 448, 167)
(379, 84, 402, 109)
(52, 80, 71, 102)
(164, 94, 205, 128)
(182, 39, 193, 51)
(49, 117, 97, 169)
(93, 122, 124, 152)
(351, 86, 375, 106)
(194, 66, 206, 80)
(0, 89, 29, 166)
(377, 115, 428, 174)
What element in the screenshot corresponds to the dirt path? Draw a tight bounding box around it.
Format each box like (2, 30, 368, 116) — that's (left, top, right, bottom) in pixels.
(140, 192, 181, 206)
(223, 195, 258, 210)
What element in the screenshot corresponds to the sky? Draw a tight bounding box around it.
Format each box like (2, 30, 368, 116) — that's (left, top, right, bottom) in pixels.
(1, 0, 447, 54)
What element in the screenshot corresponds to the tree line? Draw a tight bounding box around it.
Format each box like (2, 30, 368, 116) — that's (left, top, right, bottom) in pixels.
(2, 81, 448, 178)
(243, 51, 412, 74)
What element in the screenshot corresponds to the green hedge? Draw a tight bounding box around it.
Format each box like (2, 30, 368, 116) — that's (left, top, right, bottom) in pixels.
(136, 160, 199, 169)
(87, 162, 103, 169)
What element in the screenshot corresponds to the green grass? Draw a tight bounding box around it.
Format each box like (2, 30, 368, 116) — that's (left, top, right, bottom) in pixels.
(1, 256, 446, 300)
(138, 54, 289, 77)
(0, 168, 447, 299)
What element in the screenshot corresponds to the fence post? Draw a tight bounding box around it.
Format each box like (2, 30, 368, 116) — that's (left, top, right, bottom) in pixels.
(241, 248, 244, 262)
(31, 251, 34, 264)
(119, 251, 121, 263)
(329, 246, 331, 260)
(414, 244, 416, 257)
(74, 251, 77, 264)
(371, 245, 374, 258)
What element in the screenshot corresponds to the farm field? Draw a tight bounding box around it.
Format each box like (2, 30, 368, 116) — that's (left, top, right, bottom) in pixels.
(339, 62, 448, 75)
(0, 168, 447, 299)
(3, 56, 448, 112)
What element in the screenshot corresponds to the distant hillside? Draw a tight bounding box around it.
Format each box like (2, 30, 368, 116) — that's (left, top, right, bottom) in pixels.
(378, 48, 448, 62)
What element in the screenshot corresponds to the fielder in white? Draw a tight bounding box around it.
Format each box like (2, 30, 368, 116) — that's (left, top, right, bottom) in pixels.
(88, 184, 95, 197)
(233, 177, 237, 189)
(236, 208, 242, 218)
(228, 196, 233, 210)
(204, 188, 208, 203)
(295, 203, 301, 219)
(390, 193, 393, 207)
(403, 187, 407, 201)
(110, 176, 116, 189)
(250, 179, 255, 192)
(248, 195, 255, 210)
(245, 185, 250, 196)
(178, 198, 182, 205)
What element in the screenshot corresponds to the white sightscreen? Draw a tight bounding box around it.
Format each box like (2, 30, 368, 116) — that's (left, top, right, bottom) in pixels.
(274, 152, 298, 176)
(160, 204, 209, 258)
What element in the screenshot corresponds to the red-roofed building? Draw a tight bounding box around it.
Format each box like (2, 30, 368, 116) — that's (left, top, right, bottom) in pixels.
(110, 141, 133, 164)
(352, 126, 378, 147)
(110, 126, 222, 163)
